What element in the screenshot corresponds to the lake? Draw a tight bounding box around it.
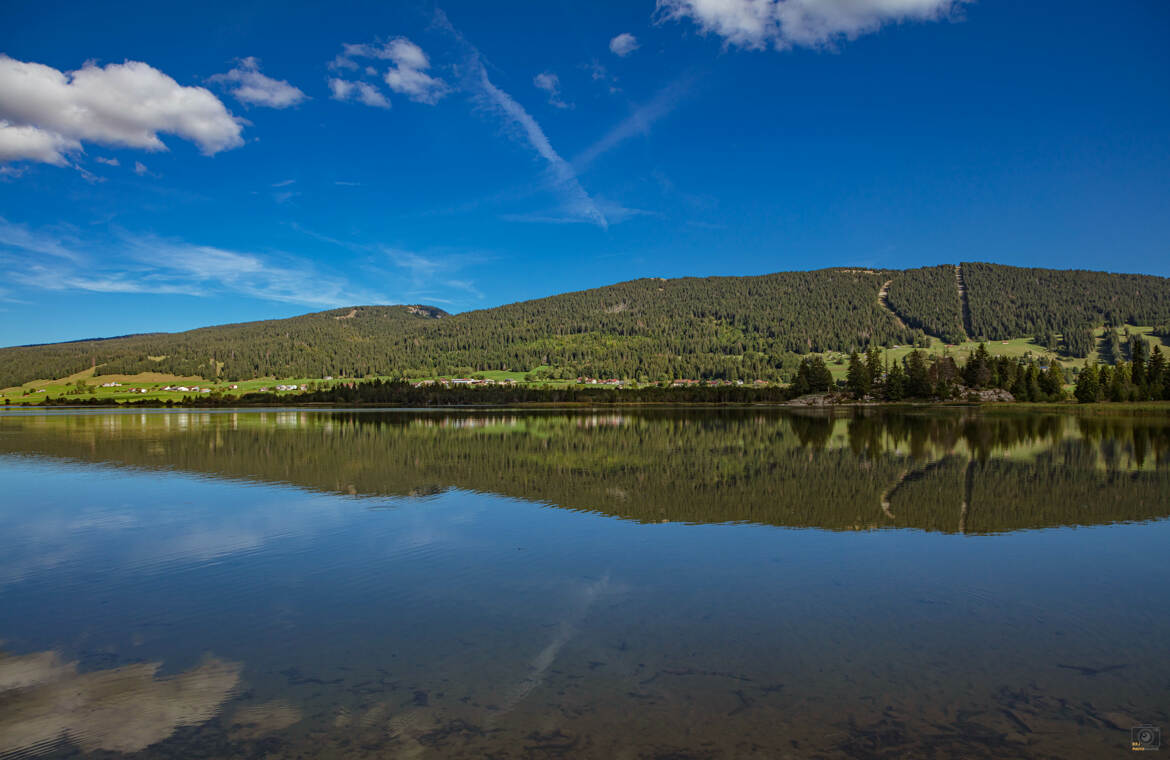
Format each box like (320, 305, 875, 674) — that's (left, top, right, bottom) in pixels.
(0, 408, 1167, 759)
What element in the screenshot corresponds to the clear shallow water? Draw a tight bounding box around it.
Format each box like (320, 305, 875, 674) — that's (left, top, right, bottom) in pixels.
(0, 408, 1167, 759)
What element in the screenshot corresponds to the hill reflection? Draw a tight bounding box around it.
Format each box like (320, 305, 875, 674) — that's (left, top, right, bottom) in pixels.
(1, 409, 1168, 533)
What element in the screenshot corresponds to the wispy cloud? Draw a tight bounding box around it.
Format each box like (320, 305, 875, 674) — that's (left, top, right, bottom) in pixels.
(329, 37, 449, 106)
(383, 246, 488, 302)
(208, 57, 308, 109)
(283, 224, 485, 307)
(328, 78, 391, 109)
(385, 247, 446, 278)
(0, 222, 386, 307)
(501, 199, 656, 226)
(533, 72, 572, 110)
(582, 60, 620, 94)
(574, 75, 695, 171)
(0, 217, 86, 263)
(434, 9, 608, 229)
(443, 279, 483, 298)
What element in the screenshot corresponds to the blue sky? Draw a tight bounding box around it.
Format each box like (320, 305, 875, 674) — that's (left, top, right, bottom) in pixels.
(1, 0, 1168, 346)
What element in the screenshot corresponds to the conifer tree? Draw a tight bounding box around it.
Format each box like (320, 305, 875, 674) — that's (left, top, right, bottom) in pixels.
(1040, 361, 1065, 400)
(846, 352, 870, 398)
(1130, 336, 1148, 389)
(1010, 366, 1028, 401)
(1025, 364, 1043, 401)
(1074, 363, 1099, 403)
(964, 342, 992, 388)
(1149, 346, 1165, 397)
(792, 356, 835, 395)
(905, 350, 931, 397)
(865, 347, 883, 386)
(1097, 365, 1113, 400)
(885, 361, 906, 400)
(808, 356, 833, 392)
(1108, 364, 1129, 402)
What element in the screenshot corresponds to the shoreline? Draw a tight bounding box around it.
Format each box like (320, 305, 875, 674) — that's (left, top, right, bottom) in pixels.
(4, 400, 1169, 414)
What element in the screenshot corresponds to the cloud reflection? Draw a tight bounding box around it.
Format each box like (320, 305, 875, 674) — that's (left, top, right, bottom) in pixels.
(0, 648, 240, 755)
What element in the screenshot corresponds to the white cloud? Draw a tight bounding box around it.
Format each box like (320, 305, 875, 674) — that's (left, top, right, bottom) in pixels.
(609, 33, 640, 56)
(0, 122, 78, 165)
(655, 0, 968, 50)
(0, 55, 243, 165)
(330, 38, 448, 106)
(533, 72, 571, 109)
(133, 160, 148, 176)
(328, 78, 391, 109)
(94, 156, 119, 166)
(382, 39, 449, 104)
(209, 57, 307, 108)
(434, 10, 607, 228)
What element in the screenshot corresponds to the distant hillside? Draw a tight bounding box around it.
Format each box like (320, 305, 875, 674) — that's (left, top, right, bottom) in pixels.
(0, 304, 448, 388)
(3, 263, 1170, 388)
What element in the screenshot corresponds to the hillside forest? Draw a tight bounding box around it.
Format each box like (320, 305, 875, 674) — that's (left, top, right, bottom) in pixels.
(3, 262, 1170, 390)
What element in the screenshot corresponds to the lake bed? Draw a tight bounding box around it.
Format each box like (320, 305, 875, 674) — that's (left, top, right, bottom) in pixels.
(1, 408, 1167, 759)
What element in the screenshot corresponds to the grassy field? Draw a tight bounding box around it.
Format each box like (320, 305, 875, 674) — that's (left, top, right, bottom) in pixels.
(819, 335, 1058, 382)
(3, 327, 1163, 405)
(0, 369, 333, 405)
(819, 325, 1165, 383)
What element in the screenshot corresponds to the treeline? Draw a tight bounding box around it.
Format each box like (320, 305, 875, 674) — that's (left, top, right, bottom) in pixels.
(788, 340, 1170, 404)
(4, 264, 1170, 388)
(1073, 341, 1170, 402)
(962, 262, 1170, 353)
(791, 343, 1069, 402)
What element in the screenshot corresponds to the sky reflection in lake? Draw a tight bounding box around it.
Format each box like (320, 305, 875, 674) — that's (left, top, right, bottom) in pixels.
(0, 408, 1167, 758)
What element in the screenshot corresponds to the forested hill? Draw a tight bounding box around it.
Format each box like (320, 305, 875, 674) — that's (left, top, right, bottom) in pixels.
(3, 263, 1170, 387)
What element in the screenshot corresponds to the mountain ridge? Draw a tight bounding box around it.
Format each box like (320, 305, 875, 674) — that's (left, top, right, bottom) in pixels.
(3, 262, 1169, 388)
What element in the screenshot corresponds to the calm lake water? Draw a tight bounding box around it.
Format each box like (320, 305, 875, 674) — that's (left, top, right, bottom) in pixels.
(0, 408, 1167, 759)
